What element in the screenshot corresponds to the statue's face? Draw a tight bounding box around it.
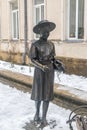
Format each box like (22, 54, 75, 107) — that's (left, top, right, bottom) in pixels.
(40, 31, 50, 39)
(42, 31, 49, 39)
(39, 24, 50, 40)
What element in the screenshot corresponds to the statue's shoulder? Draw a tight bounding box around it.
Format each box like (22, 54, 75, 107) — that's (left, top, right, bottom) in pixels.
(31, 40, 40, 47)
(49, 41, 54, 44)
(48, 41, 55, 47)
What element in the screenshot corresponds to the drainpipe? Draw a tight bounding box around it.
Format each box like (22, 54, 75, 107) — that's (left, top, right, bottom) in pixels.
(22, 0, 28, 65)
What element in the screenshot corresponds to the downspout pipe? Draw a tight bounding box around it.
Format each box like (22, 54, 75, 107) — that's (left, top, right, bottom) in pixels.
(22, 0, 28, 65)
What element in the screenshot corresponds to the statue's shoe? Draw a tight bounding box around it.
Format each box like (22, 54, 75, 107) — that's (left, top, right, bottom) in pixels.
(39, 120, 48, 128)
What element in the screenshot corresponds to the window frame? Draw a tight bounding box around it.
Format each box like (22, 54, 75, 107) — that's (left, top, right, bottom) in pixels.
(34, 0, 44, 39)
(68, 0, 84, 40)
(12, 9, 19, 40)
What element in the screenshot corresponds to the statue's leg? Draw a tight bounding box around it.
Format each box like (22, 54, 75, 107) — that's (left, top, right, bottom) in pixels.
(34, 101, 41, 122)
(41, 101, 49, 125)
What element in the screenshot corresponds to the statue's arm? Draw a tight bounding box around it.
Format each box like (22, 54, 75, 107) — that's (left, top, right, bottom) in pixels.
(31, 59, 49, 72)
(32, 59, 43, 70)
(29, 43, 49, 72)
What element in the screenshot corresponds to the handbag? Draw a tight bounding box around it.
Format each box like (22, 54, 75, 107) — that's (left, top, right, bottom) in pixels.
(53, 59, 65, 72)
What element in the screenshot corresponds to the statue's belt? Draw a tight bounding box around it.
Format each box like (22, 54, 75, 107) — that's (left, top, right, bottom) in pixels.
(39, 60, 52, 65)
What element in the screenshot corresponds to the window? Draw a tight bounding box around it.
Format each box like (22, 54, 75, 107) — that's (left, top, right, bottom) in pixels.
(34, 0, 44, 38)
(68, 0, 84, 39)
(11, 2, 19, 40)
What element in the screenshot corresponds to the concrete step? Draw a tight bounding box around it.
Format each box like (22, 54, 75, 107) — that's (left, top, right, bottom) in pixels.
(0, 69, 87, 105)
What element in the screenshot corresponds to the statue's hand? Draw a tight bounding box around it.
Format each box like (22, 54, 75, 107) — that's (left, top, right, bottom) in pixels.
(42, 65, 50, 72)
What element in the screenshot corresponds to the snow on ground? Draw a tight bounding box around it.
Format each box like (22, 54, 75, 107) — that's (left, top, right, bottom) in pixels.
(0, 60, 86, 130)
(55, 73, 87, 92)
(0, 82, 76, 130)
(0, 60, 87, 92)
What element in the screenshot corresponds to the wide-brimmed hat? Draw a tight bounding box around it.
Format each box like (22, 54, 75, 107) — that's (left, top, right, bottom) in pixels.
(33, 20, 56, 34)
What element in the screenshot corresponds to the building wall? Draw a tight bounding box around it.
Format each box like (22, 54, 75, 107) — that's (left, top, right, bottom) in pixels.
(46, 0, 61, 40)
(84, 0, 87, 41)
(0, 0, 87, 76)
(19, 0, 24, 40)
(1, 0, 9, 40)
(54, 41, 87, 59)
(57, 56, 87, 76)
(27, 0, 33, 41)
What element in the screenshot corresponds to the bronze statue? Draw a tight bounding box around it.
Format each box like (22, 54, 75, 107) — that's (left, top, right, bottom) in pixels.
(29, 20, 64, 128)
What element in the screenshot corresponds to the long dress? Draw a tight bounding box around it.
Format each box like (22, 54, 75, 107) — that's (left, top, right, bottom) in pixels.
(29, 39, 55, 101)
